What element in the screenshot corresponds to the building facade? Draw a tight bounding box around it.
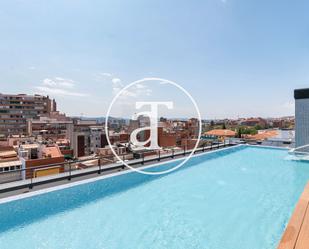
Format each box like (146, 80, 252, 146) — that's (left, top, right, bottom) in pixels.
(295, 88, 309, 148)
(67, 121, 106, 158)
(27, 111, 72, 140)
(0, 93, 56, 137)
(18, 144, 65, 179)
(0, 146, 22, 183)
(239, 117, 267, 128)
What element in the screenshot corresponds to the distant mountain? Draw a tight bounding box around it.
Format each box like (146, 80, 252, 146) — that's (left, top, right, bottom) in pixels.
(69, 116, 132, 123)
(70, 116, 105, 122)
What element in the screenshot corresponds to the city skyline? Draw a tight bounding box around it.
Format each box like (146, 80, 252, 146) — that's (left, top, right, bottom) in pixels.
(1, 0, 308, 118)
(0, 2, 308, 248)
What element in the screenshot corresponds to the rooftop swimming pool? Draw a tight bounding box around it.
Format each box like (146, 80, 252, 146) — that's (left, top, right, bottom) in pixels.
(1, 145, 309, 249)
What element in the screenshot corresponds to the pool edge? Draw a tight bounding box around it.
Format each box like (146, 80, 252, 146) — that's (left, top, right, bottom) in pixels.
(0, 144, 243, 205)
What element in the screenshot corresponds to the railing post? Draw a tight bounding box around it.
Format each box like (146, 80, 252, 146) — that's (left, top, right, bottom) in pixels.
(158, 150, 161, 161)
(98, 158, 101, 174)
(29, 168, 33, 189)
(210, 142, 213, 150)
(171, 149, 174, 158)
(68, 163, 71, 181)
(183, 146, 186, 156)
(141, 153, 144, 165)
(224, 139, 226, 147)
(121, 154, 126, 169)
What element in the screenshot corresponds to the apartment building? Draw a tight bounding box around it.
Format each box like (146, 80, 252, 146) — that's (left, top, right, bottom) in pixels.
(239, 117, 267, 128)
(0, 146, 22, 183)
(27, 111, 73, 140)
(18, 144, 65, 179)
(67, 120, 106, 158)
(0, 93, 56, 137)
(188, 118, 200, 137)
(294, 88, 309, 148)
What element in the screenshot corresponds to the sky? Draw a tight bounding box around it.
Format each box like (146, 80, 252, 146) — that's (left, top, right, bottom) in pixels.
(0, 0, 308, 119)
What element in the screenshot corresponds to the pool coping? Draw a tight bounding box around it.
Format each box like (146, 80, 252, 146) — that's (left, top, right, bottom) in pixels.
(277, 181, 309, 249)
(0, 144, 243, 204)
(246, 144, 290, 150)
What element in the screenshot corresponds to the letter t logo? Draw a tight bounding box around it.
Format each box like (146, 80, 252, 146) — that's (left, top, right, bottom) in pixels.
(130, 102, 173, 150)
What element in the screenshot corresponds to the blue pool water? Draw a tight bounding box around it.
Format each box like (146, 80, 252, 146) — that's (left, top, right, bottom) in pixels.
(1, 145, 309, 249)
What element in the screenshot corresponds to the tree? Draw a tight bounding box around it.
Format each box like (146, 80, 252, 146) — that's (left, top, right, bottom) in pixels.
(237, 126, 257, 137)
(237, 127, 242, 138)
(254, 124, 262, 130)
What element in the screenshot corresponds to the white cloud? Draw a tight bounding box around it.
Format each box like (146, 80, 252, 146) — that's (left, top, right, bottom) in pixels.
(112, 78, 121, 84)
(98, 76, 154, 98)
(93, 72, 113, 82)
(113, 79, 153, 98)
(35, 77, 87, 97)
(43, 77, 75, 88)
(101, 72, 112, 77)
(111, 78, 124, 95)
(35, 86, 88, 97)
(122, 90, 138, 97)
(135, 83, 146, 89)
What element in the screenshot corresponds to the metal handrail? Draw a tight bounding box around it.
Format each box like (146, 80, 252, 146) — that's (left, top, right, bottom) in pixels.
(0, 140, 230, 191)
(0, 157, 120, 177)
(0, 140, 226, 176)
(289, 144, 309, 155)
